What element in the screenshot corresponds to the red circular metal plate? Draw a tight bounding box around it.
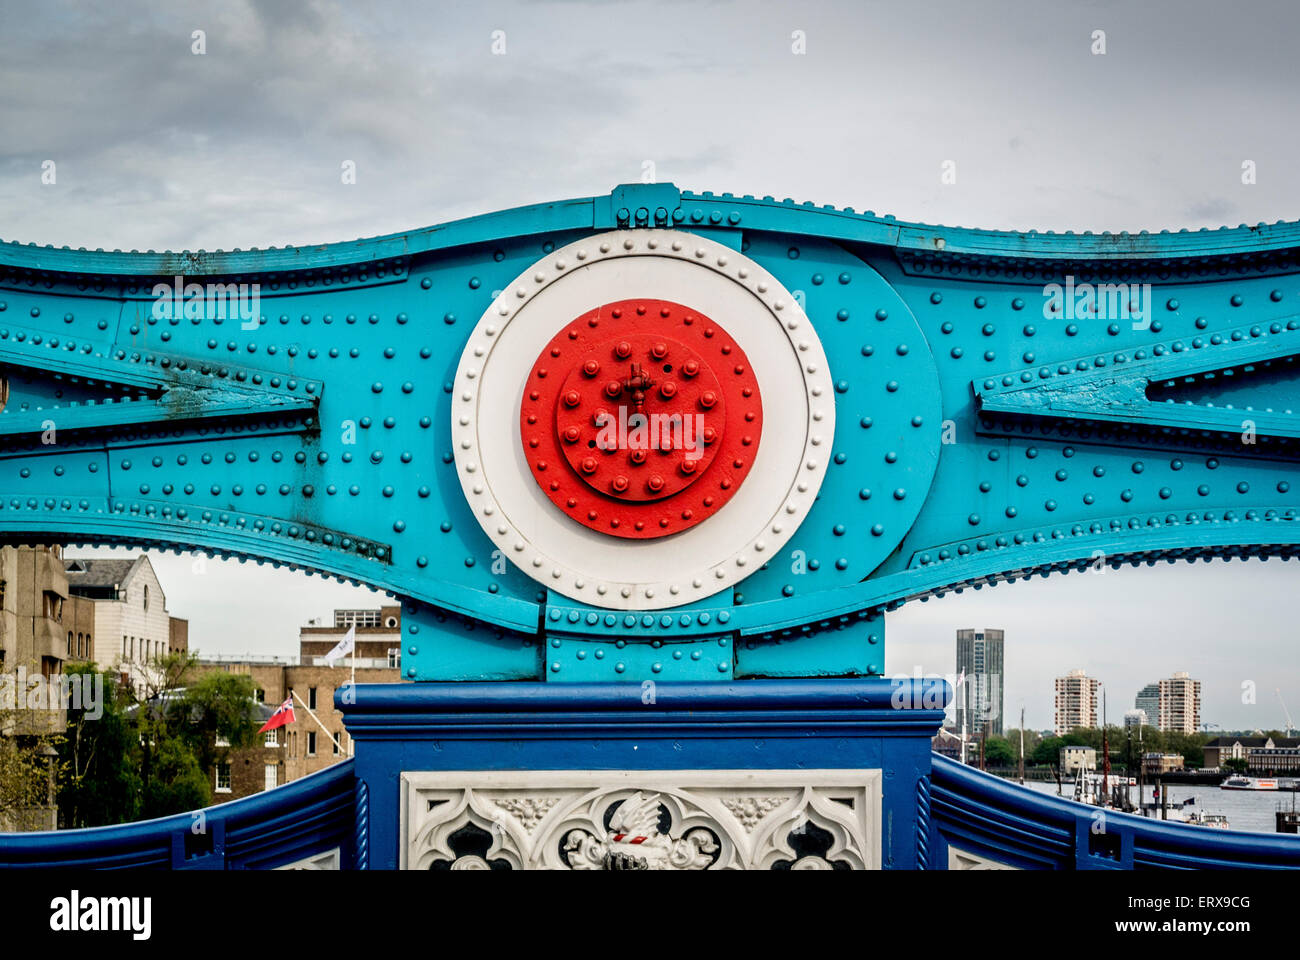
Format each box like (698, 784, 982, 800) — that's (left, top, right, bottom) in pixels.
(520, 299, 763, 539)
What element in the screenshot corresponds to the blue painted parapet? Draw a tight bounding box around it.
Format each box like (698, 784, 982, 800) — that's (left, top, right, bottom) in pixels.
(928, 755, 1300, 870)
(342, 678, 948, 870)
(0, 761, 356, 870)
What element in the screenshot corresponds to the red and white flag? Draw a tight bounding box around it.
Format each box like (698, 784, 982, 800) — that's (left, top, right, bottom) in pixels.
(257, 697, 295, 734)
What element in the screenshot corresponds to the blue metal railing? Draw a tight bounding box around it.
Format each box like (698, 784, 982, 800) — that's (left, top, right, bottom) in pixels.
(0, 760, 356, 870)
(929, 754, 1300, 869)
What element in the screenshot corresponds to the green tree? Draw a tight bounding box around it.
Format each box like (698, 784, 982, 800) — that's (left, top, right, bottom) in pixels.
(56, 665, 140, 828)
(0, 661, 64, 829)
(1031, 736, 1066, 766)
(982, 736, 1015, 767)
(176, 672, 261, 777)
(1223, 757, 1248, 774)
(141, 737, 209, 818)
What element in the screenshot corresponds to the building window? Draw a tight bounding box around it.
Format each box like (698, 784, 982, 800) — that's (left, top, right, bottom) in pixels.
(67, 631, 73, 656)
(335, 610, 380, 628)
(255, 688, 265, 703)
(264, 764, 278, 792)
(307, 732, 317, 756)
(308, 687, 317, 710)
(44, 591, 64, 623)
(387, 648, 400, 668)
(143, 584, 149, 611)
(215, 733, 230, 747)
(215, 764, 232, 793)
(265, 730, 279, 748)
(333, 733, 341, 755)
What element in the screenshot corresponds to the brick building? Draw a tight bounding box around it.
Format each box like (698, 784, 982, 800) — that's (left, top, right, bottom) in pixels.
(194, 607, 401, 801)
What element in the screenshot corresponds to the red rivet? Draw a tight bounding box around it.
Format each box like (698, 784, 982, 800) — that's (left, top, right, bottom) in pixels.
(604, 381, 622, 398)
(562, 426, 581, 443)
(647, 475, 665, 492)
(581, 457, 598, 474)
(588, 511, 598, 520)
(529, 438, 539, 448)
(680, 459, 697, 475)
(681, 509, 693, 520)
(612, 475, 629, 492)
(551, 346, 561, 357)
(564, 390, 581, 407)
(614, 341, 632, 359)
(551, 481, 561, 491)
(566, 496, 576, 506)
(660, 381, 677, 398)
(742, 435, 752, 445)
(721, 344, 732, 355)
(583, 360, 600, 376)
(702, 427, 716, 444)
(630, 450, 647, 465)
(636, 304, 647, 316)
(536, 460, 548, 471)
(700, 391, 717, 409)
(682, 360, 699, 377)
(650, 342, 668, 359)
(537, 368, 547, 378)
(734, 365, 744, 375)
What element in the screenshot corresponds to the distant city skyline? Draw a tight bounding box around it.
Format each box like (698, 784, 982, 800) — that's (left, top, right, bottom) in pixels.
(4, 1, 1298, 733)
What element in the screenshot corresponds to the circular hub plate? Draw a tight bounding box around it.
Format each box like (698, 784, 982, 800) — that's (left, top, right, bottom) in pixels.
(451, 229, 835, 610)
(521, 299, 763, 538)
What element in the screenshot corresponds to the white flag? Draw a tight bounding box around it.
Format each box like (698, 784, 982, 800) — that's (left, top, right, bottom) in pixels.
(324, 625, 356, 666)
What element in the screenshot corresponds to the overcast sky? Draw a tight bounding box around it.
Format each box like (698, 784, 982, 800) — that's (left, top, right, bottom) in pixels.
(3, 0, 1298, 731)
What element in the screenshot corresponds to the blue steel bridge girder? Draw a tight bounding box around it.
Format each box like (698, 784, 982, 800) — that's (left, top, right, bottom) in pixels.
(0, 182, 1298, 682)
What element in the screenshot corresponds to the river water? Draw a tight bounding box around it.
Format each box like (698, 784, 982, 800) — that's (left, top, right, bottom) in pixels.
(1016, 779, 1298, 835)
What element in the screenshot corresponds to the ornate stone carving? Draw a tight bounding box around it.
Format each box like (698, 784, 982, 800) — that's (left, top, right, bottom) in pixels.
(401, 770, 881, 870)
(721, 796, 786, 832)
(948, 845, 1019, 870)
(492, 797, 560, 833)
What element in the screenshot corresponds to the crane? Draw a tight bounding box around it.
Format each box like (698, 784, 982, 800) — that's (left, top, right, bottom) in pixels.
(1278, 689, 1296, 738)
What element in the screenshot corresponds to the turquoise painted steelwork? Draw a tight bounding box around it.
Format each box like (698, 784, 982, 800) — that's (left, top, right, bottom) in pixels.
(1, 183, 1298, 681)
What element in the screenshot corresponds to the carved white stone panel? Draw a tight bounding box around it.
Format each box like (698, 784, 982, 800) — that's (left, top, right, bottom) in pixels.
(947, 845, 1019, 870)
(274, 847, 341, 870)
(401, 769, 881, 870)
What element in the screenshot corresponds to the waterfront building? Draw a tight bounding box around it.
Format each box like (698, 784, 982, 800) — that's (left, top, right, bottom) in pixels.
(1123, 709, 1147, 730)
(0, 545, 92, 830)
(1135, 683, 1159, 724)
(1141, 752, 1185, 776)
(1204, 735, 1300, 774)
(64, 555, 185, 698)
(955, 628, 1004, 737)
(1156, 672, 1201, 734)
(194, 606, 402, 801)
(1059, 745, 1096, 773)
(1053, 668, 1099, 736)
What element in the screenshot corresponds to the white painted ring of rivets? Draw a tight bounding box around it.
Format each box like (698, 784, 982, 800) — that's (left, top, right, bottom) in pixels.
(451, 229, 834, 610)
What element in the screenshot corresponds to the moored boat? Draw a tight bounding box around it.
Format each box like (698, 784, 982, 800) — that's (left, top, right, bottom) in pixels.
(1220, 775, 1278, 791)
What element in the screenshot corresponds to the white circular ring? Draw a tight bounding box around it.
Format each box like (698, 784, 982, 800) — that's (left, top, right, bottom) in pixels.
(452, 229, 834, 610)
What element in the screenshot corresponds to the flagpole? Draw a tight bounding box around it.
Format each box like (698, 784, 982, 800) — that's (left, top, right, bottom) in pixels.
(291, 688, 345, 754)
